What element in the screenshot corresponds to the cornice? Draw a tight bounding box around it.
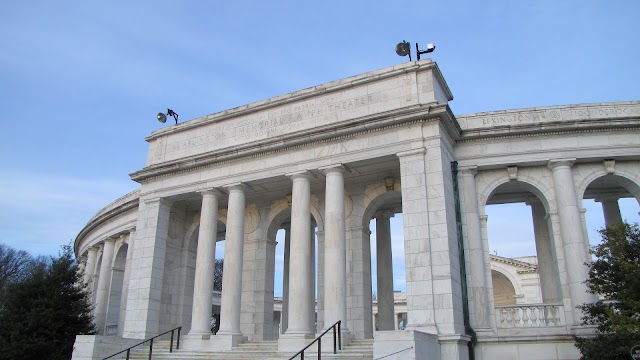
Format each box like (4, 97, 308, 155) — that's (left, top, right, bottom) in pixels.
(490, 254, 537, 271)
(457, 117, 640, 143)
(74, 193, 140, 255)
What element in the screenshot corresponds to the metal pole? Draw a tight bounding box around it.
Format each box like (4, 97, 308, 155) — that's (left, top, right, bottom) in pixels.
(170, 329, 174, 352)
(318, 338, 322, 360)
(126, 349, 130, 360)
(338, 322, 342, 350)
(333, 325, 337, 354)
(148, 339, 153, 360)
(177, 327, 181, 349)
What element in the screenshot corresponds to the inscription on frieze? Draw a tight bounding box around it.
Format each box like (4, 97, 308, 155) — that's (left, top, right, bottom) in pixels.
(472, 104, 640, 128)
(171, 94, 375, 153)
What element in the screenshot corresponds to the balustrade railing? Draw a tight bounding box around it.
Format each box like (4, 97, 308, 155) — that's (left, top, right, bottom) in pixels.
(288, 320, 342, 360)
(496, 304, 564, 328)
(102, 326, 181, 360)
(105, 324, 118, 337)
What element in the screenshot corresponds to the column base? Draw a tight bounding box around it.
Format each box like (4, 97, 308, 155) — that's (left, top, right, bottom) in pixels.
(181, 333, 247, 352)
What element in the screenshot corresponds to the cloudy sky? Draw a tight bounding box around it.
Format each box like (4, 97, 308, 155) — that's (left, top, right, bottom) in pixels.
(1, 1, 639, 294)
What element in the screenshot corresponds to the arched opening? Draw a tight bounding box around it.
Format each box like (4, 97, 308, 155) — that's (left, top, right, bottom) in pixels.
(362, 188, 405, 335)
(582, 174, 640, 246)
(491, 270, 517, 306)
(485, 180, 561, 305)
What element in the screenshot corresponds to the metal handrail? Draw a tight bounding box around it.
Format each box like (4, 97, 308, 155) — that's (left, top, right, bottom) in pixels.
(102, 326, 182, 360)
(288, 320, 342, 360)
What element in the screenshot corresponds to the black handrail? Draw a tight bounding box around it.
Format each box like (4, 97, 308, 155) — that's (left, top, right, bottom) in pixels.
(102, 326, 182, 360)
(288, 320, 342, 360)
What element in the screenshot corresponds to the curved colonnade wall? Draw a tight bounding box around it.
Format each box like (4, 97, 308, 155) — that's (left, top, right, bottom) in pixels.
(73, 59, 640, 360)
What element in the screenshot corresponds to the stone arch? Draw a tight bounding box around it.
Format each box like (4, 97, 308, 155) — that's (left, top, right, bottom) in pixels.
(481, 168, 563, 305)
(477, 169, 555, 215)
(490, 266, 520, 306)
(575, 165, 640, 203)
(361, 182, 402, 229)
(265, 196, 324, 241)
(359, 182, 403, 338)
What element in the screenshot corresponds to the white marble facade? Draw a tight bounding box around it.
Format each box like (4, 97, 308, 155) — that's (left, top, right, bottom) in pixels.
(72, 60, 640, 360)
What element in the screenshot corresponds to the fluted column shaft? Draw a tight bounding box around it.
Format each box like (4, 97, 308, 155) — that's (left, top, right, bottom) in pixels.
(190, 190, 221, 336)
(375, 211, 395, 331)
(281, 225, 291, 334)
(548, 159, 596, 323)
(84, 247, 99, 288)
(287, 173, 314, 335)
(94, 238, 116, 334)
(323, 166, 348, 331)
(218, 185, 246, 336)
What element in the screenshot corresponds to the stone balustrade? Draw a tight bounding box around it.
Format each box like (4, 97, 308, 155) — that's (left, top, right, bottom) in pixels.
(496, 304, 564, 328)
(105, 324, 118, 337)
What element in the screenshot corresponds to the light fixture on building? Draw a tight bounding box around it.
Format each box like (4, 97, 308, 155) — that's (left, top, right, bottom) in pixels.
(395, 41, 412, 61)
(416, 42, 435, 60)
(157, 109, 179, 124)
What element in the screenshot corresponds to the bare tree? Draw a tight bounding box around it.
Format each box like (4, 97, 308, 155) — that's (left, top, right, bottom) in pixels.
(0, 244, 33, 300)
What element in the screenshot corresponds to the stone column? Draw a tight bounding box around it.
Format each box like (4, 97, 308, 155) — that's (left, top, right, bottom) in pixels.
(281, 224, 291, 334)
(375, 211, 395, 331)
(316, 230, 325, 332)
(84, 246, 99, 289)
(309, 224, 316, 333)
(548, 159, 596, 324)
(189, 190, 221, 337)
(459, 166, 492, 331)
(286, 172, 314, 336)
(118, 228, 136, 336)
(217, 184, 246, 345)
(597, 195, 623, 228)
(322, 166, 349, 334)
(529, 201, 561, 303)
(94, 237, 116, 334)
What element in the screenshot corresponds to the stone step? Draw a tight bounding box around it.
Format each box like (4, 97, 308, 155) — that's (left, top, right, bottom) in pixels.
(120, 338, 373, 360)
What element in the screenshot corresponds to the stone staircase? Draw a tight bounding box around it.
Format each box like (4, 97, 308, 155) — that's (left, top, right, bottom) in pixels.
(120, 338, 373, 360)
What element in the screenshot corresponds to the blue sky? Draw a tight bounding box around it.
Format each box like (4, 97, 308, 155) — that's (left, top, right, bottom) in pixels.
(1, 1, 638, 295)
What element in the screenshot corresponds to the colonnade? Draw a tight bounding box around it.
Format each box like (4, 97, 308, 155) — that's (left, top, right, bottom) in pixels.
(82, 230, 135, 336)
(81, 156, 635, 347)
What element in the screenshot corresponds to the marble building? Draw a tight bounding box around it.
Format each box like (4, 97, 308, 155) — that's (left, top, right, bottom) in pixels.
(71, 59, 640, 360)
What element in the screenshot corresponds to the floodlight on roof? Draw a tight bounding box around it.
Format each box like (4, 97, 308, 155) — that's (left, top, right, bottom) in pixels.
(395, 41, 412, 61)
(157, 109, 179, 125)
